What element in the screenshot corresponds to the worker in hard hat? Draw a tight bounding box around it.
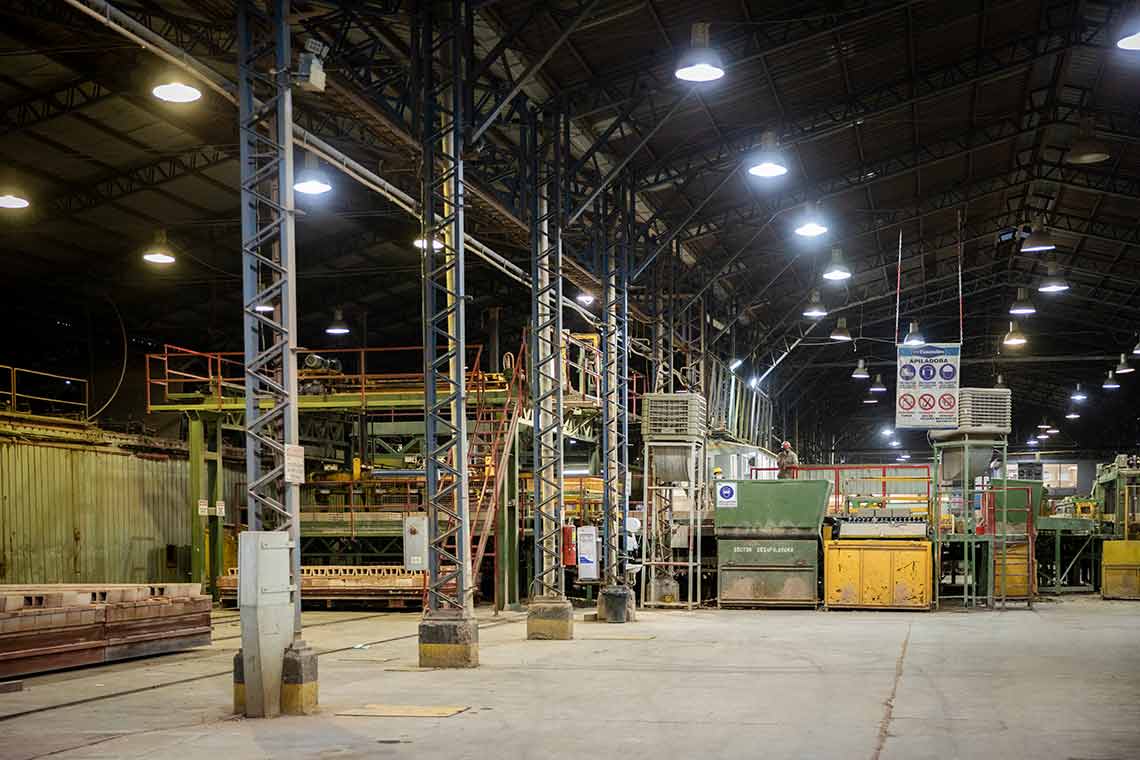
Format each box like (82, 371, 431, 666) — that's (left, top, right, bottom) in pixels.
(712, 466, 724, 479)
(777, 441, 798, 479)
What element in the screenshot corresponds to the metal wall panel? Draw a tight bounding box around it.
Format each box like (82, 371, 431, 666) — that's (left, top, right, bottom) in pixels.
(0, 438, 242, 585)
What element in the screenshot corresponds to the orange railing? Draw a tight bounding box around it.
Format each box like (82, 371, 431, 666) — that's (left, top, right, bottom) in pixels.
(0, 365, 89, 420)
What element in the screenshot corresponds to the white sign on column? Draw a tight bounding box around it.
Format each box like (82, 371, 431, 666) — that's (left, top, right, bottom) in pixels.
(896, 343, 961, 430)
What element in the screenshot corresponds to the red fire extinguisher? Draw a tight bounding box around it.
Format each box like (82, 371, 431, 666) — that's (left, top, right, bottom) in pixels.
(562, 525, 577, 566)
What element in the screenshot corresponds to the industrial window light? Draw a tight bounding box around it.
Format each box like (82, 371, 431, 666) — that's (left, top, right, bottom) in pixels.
(822, 247, 852, 281)
(325, 308, 350, 336)
(0, 193, 30, 209)
(902, 320, 925, 346)
(746, 130, 788, 177)
(729, 358, 744, 371)
(795, 202, 828, 237)
(1117, 10, 1140, 50)
(1115, 353, 1134, 374)
(152, 81, 202, 103)
(830, 317, 852, 342)
(851, 358, 870, 380)
(1066, 117, 1111, 165)
(675, 22, 725, 82)
(802, 289, 828, 318)
(1002, 321, 1027, 347)
(1037, 255, 1070, 293)
(142, 230, 176, 265)
(1020, 219, 1056, 252)
(1009, 287, 1036, 316)
(870, 374, 887, 393)
(1103, 370, 1120, 389)
(294, 153, 332, 195)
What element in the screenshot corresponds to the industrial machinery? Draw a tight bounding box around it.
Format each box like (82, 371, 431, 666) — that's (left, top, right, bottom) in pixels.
(714, 479, 830, 607)
(1096, 456, 1140, 599)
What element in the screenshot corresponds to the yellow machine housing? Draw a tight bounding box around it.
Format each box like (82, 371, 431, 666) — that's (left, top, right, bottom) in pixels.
(1102, 540, 1140, 599)
(823, 537, 932, 609)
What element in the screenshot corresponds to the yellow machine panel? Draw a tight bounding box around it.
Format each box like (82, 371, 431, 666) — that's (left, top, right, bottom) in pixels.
(1102, 540, 1140, 600)
(993, 541, 1035, 600)
(824, 539, 932, 609)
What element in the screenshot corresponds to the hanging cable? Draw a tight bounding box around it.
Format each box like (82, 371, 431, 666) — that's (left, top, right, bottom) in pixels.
(86, 295, 127, 422)
(894, 229, 903, 345)
(958, 208, 965, 345)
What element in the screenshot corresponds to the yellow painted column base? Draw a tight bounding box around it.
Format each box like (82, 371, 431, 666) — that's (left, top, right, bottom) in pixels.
(281, 681, 320, 715)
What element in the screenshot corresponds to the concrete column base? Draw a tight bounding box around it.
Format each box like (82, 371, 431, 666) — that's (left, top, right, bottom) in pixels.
(526, 597, 574, 640)
(282, 640, 319, 715)
(232, 650, 245, 715)
(600, 585, 635, 623)
(419, 610, 479, 668)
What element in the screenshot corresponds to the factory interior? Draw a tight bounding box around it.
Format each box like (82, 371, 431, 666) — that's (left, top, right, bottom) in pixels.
(2, 1, 1140, 758)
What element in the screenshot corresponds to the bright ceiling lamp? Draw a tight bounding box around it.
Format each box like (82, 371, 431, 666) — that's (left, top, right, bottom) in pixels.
(152, 81, 202, 103)
(1103, 370, 1120, 389)
(142, 230, 175, 264)
(994, 373, 1006, 388)
(1115, 353, 1134, 374)
(1003, 321, 1027, 347)
(1021, 219, 1056, 253)
(897, 452, 911, 461)
(0, 193, 30, 209)
(880, 427, 892, 436)
(1071, 383, 1087, 401)
(746, 130, 788, 177)
(1037, 419, 1050, 430)
(326, 308, 350, 335)
(802, 289, 828, 318)
(1120, 10, 1140, 49)
(822, 247, 852, 281)
(870, 374, 887, 393)
(1066, 117, 1111, 164)
(794, 202, 828, 237)
(675, 22, 725, 82)
(1047, 425, 1060, 435)
(889, 439, 900, 447)
(575, 292, 595, 306)
(1133, 336, 1140, 355)
(1038, 255, 1070, 293)
(1065, 409, 1081, 420)
(1036, 430, 1050, 439)
(414, 237, 444, 251)
(1009, 287, 1036, 316)
(729, 358, 744, 371)
(1027, 437, 1039, 446)
(830, 317, 852, 342)
(294, 153, 332, 195)
(748, 376, 760, 389)
(902, 320, 925, 346)
(851, 358, 870, 380)
(862, 392, 878, 405)
(254, 303, 275, 313)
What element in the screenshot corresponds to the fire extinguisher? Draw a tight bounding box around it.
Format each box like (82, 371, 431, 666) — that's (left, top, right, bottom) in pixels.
(561, 525, 577, 566)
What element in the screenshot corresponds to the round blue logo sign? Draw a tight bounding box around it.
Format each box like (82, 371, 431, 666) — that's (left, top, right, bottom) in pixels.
(919, 364, 937, 381)
(899, 364, 916, 380)
(719, 485, 735, 500)
(940, 363, 957, 380)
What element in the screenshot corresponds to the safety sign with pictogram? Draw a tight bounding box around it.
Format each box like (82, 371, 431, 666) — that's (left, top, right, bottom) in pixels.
(895, 342, 961, 430)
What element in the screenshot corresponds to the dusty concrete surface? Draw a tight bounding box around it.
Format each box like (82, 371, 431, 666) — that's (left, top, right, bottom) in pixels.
(1, 597, 1138, 760)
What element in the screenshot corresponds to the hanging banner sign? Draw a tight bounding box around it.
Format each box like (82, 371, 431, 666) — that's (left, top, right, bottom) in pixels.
(896, 343, 961, 430)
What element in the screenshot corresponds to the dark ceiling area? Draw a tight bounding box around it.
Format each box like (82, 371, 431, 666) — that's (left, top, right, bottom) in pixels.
(2, 0, 1139, 453)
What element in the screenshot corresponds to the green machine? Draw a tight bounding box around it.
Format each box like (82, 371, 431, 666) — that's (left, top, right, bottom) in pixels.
(714, 479, 831, 607)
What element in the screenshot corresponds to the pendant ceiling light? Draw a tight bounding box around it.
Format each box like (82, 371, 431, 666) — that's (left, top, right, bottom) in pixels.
(822, 247, 852, 281)
(729, 358, 744, 371)
(1115, 353, 1134, 374)
(0, 193, 30, 209)
(1071, 383, 1087, 401)
(994, 374, 1006, 388)
(794, 202, 828, 237)
(1103, 370, 1120, 389)
(152, 80, 202, 103)
(1021, 218, 1056, 253)
(746, 130, 788, 178)
(1036, 431, 1050, 439)
(414, 237, 444, 251)
(326, 308, 350, 336)
(851, 358, 870, 380)
(802, 289, 828, 318)
(1066, 409, 1081, 420)
(1133, 336, 1140, 356)
(294, 152, 332, 195)
(830, 317, 852, 342)
(862, 392, 878, 405)
(1028, 437, 1039, 446)
(1003, 321, 1027, 347)
(675, 22, 725, 82)
(1009, 287, 1036, 316)
(142, 230, 176, 265)
(1066, 117, 1111, 165)
(1119, 10, 1140, 49)
(1037, 255, 1070, 293)
(902, 320, 925, 346)
(1047, 425, 1060, 435)
(870, 374, 887, 393)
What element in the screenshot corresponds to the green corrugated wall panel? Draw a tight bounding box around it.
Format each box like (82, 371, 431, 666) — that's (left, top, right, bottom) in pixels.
(0, 439, 243, 585)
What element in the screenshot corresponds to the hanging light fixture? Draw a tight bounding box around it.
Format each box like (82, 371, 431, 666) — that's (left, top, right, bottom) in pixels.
(1037, 255, 1070, 293)
(903, 320, 925, 346)
(0, 193, 30, 209)
(254, 303, 275, 313)
(870, 374, 887, 393)
(1120, 8, 1140, 49)
(1103, 370, 1120, 389)
(1003, 321, 1027, 347)
(1009, 287, 1036, 316)
(862, 392, 878, 405)
(1037, 419, 1050, 430)
(1047, 425, 1060, 435)
(746, 130, 788, 177)
(1066, 409, 1081, 420)
(1116, 353, 1134, 374)
(802, 289, 828, 318)
(830, 317, 852, 342)
(851, 359, 870, 380)
(575, 291, 595, 306)
(142, 230, 176, 264)
(1028, 437, 1039, 446)
(1066, 117, 1111, 165)
(994, 374, 1006, 388)
(881, 427, 893, 437)
(413, 237, 444, 251)
(822, 247, 852, 281)
(294, 152, 332, 195)
(1133, 336, 1140, 356)
(152, 80, 202, 103)
(889, 439, 900, 448)
(748, 376, 760, 389)
(897, 452, 911, 461)
(729, 358, 744, 371)
(326, 308, 350, 336)
(1021, 218, 1056, 253)
(1071, 383, 1087, 401)
(675, 22, 725, 82)
(794, 202, 828, 237)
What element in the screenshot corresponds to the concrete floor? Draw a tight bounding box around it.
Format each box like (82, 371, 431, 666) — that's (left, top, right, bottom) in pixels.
(1, 597, 1138, 760)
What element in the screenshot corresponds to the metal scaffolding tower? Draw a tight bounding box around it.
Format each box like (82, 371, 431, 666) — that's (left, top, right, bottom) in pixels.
(237, 0, 300, 630)
(529, 107, 566, 600)
(418, 0, 473, 615)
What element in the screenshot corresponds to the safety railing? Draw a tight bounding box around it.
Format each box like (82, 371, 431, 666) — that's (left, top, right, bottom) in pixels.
(0, 365, 89, 420)
(750, 463, 932, 515)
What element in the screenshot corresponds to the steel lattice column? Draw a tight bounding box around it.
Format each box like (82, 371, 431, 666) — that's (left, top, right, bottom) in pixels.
(529, 107, 566, 599)
(600, 181, 629, 586)
(418, 0, 472, 614)
(238, 0, 301, 634)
